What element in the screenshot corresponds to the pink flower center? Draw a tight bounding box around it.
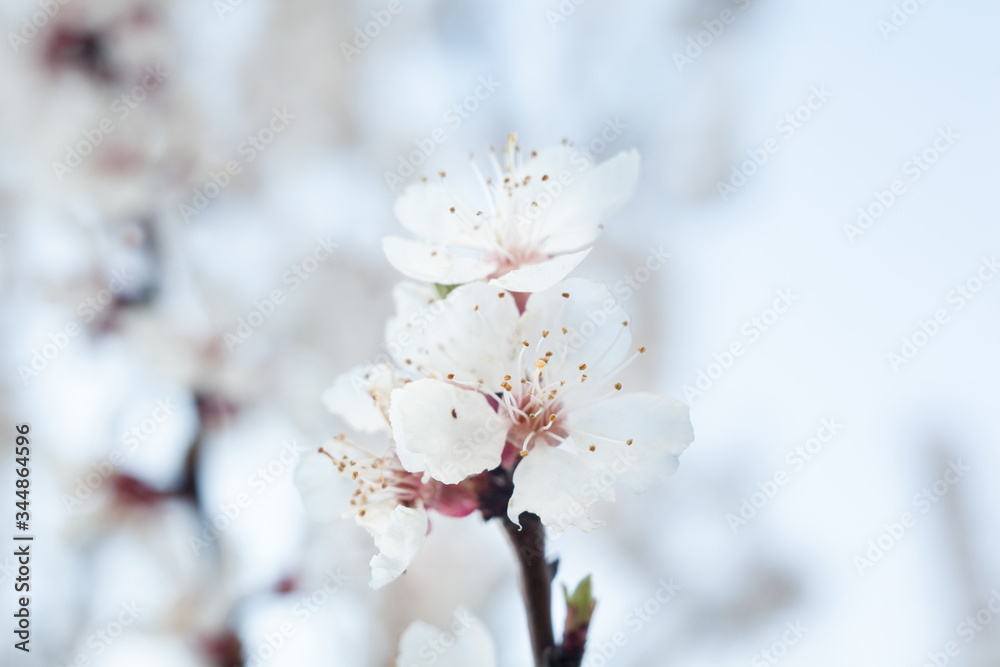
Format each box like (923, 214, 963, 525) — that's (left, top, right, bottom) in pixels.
(486, 244, 549, 282)
(503, 383, 568, 454)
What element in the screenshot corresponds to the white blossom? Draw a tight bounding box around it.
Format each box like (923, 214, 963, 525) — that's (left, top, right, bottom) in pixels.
(321, 363, 400, 434)
(396, 608, 497, 667)
(298, 434, 478, 588)
(383, 135, 640, 292)
(387, 279, 694, 531)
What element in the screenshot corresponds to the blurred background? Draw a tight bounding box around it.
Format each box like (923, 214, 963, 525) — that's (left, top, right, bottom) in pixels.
(1, 0, 999, 665)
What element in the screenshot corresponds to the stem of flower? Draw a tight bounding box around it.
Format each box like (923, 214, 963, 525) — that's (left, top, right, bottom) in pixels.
(503, 512, 556, 667)
(480, 467, 589, 666)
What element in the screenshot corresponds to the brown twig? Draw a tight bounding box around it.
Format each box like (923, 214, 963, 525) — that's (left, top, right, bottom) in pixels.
(478, 466, 590, 666)
(503, 512, 557, 666)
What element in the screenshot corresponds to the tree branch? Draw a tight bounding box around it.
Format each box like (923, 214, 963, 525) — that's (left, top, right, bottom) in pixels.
(503, 512, 556, 667)
(481, 467, 590, 666)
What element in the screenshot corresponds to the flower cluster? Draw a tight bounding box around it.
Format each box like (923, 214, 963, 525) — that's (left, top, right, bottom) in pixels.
(309, 135, 694, 588)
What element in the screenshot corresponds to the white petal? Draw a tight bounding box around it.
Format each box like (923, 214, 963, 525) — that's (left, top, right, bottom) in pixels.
(321, 365, 394, 433)
(389, 379, 507, 484)
(488, 248, 592, 292)
(383, 236, 497, 284)
(391, 281, 522, 388)
(385, 282, 440, 369)
(393, 180, 483, 246)
(538, 149, 640, 254)
(498, 145, 582, 219)
(390, 280, 441, 324)
(519, 278, 633, 386)
(518, 145, 581, 185)
(508, 444, 614, 532)
(360, 503, 428, 589)
(564, 393, 694, 495)
(397, 609, 497, 667)
(293, 448, 350, 522)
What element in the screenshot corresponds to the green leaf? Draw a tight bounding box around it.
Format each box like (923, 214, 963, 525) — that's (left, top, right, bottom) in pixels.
(434, 283, 460, 299)
(563, 575, 596, 630)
